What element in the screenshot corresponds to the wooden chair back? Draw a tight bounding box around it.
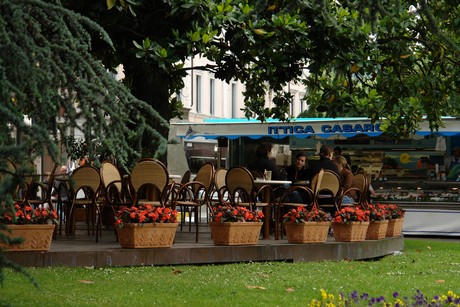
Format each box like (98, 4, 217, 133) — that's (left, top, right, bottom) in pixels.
(311, 169, 341, 212)
(130, 159, 169, 193)
(214, 168, 227, 191)
(100, 161, 122, 192)
(24, 163, 59, 208)
(70, 165, 101, 197)
(194, 162, 215, 191)
(67, 165, 102, 238)
(129, 159, 169, 205)
(180, 170, 191, 185)
(225, 167, 255, 207)
(351, 173, 370, 206)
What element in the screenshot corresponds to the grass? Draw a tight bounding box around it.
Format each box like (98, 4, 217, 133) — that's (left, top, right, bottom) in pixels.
(1, 238, 460, 306)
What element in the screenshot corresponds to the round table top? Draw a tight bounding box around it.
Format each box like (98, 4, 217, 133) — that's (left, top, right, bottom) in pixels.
(253, 179, 291, 185)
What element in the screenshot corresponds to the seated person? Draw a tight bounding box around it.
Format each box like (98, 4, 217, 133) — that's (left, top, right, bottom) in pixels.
(333, 155, 356, 205)
(285, 151, 310, 184)
(308, 145, 339, 181)
(247, 142, 284, 180)
(285, 152, 310, 203)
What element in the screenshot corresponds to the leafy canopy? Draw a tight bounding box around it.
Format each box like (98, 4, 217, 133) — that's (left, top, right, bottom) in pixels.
(126, 0, 460, 137)
(0, 0, 167, 283)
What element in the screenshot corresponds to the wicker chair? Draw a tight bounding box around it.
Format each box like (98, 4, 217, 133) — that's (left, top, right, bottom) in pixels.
(223, 167, 273, 237)
(128, 159, 171, 207)
(209, 168, 228, 207)
(338, 173, 369, 209)
(311, 169, 342, 214)
(276, 184, 315, 239)
(173, 162, 215, 243)
(100, 161, 131, 238)
(67, 165, 102, 241)
(23, 163, 59, 209)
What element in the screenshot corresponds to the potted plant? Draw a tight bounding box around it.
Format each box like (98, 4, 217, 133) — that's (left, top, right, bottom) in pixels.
(332, 206, 370, 242)
(282, 206, 332, 243)
(1, 203, 57, 251)
(363, 204, 390, 240)
(209, 205, 264, 245)
(381, 204, 405, 237)
(115, 204, 179, 248)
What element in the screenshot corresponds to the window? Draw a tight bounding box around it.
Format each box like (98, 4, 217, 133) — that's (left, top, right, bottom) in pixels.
(195, 75, 202, 113)
(231, 83, 237, 118)
(210, 79, 215, 115)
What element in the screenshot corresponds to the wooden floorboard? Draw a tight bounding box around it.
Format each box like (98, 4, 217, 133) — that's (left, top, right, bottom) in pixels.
(4, 223, 404, 267)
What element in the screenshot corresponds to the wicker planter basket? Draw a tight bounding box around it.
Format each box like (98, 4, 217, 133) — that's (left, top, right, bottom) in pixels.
(209, 222, 262, 246)
(117, 223, 178, 248)
(332, 221, 369, 242)
(386, 218, 404, 237)
(284, 221, 331, 243)
(366, 220, 389, 240)
(1, 224, 55, 251)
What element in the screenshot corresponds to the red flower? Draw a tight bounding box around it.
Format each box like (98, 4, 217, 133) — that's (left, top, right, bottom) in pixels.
(333, 207, 370, 224)
(115, 204, 178, 228)
(282, 206, 332, 223)
(138, 214, 147, 223)
(1, 204, 57, 225)
(211, 205, 264, 222)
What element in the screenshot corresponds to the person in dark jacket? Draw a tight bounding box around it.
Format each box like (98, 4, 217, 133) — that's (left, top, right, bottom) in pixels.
(247, 142, 284, 180)
(284, 151, 311, 203)
(308, 144, 339, 181)
(285, 151, 309, 184)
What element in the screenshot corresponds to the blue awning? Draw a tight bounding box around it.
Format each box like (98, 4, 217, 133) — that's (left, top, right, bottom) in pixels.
(173, 117, 460, 140)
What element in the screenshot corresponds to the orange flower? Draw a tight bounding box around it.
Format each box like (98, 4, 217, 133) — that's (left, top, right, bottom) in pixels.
(282, 207, 332, 223)
(2, 204, 57, 225)
(115, 204, 179, 228)
(211, 205, 263, 222)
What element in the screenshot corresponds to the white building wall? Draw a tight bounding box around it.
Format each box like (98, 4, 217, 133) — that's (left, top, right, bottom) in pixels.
(180, 56, 310, 122)
(171, 56, 308, 176)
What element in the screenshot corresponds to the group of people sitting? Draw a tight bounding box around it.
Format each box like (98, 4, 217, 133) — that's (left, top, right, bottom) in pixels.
(247, 143, 374, 207)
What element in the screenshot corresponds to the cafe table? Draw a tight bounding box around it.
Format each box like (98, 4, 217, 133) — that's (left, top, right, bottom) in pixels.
(254, 178, 291, 239)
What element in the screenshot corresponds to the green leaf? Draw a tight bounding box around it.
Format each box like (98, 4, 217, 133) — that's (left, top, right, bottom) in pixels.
(159, 48, 168, 58)
(191, 31, 201, 42)
(106, 0, 116, 10)
(132, 40, 142, 49)
(142, 38, 151, 49)
(242, 4, 250, 14)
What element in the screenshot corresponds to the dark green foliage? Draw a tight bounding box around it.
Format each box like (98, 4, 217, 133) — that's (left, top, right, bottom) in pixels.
(0, 0, 167, 287)
(101, 0, 460, 137)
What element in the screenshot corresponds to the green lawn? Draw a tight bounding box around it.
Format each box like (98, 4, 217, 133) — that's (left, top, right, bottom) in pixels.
(1, 238, 459, 306)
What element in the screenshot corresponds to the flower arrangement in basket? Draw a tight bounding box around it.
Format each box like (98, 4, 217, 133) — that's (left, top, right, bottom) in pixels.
(283, 206, 332, 223)
(115, 204, 178, 228)
(1, 204, 57, 251)
(332, 206, 370, 225)
(210, 204, 264, 223)
(382, 204, 406, 219)
(362, 204, 390, 222)
(1, 203, 58, 225)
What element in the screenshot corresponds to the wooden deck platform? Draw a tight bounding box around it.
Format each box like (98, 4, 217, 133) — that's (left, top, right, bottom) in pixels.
(5, 223, 404, 268)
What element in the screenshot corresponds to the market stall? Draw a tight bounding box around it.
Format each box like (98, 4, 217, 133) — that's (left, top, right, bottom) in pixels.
(172, 116, 460, 236)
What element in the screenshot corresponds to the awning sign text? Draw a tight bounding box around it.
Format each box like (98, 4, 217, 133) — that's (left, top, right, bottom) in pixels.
(268, 123, 381, 135)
